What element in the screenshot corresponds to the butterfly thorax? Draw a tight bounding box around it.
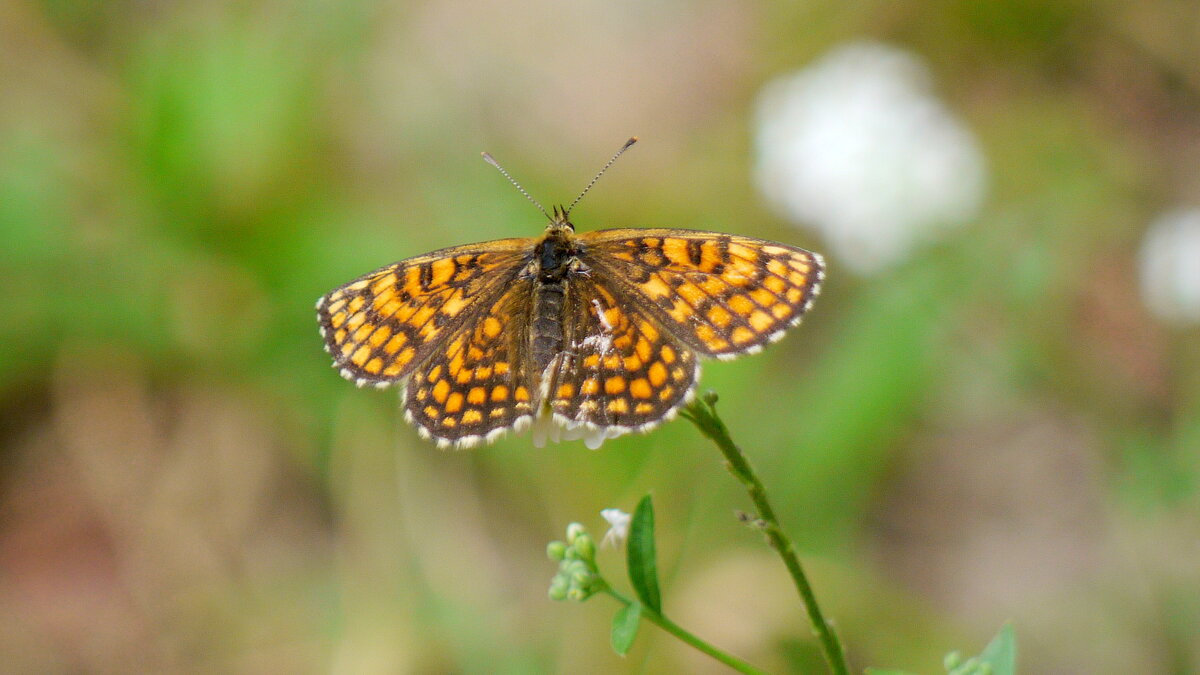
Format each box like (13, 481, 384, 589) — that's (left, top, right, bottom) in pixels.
(534, 220, 580, 281)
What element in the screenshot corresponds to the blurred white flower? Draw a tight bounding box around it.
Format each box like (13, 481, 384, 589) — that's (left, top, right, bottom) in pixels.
(754, 42, 988, 275)
(600, 508, 632, 548)
(1139, 208, 1200, 324)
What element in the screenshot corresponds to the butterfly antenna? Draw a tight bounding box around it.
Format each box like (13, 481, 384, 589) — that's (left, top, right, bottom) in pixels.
(565, 136, 638, 217)
(482, 151, 552, 221)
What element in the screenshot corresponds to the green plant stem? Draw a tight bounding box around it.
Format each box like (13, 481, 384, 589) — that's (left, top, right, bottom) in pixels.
(601, 586, 770, 675)
(681, 394, 851, 675)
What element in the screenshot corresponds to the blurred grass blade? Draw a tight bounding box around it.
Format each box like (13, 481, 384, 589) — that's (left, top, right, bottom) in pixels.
(610, 602, 642, 655)
(627, 494, 662, 613)
(864, 670, 918, 675)
(978, 623, 1017, 675)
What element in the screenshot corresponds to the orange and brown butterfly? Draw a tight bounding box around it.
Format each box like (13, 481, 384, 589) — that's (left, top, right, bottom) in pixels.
(316, 139, 824, 449)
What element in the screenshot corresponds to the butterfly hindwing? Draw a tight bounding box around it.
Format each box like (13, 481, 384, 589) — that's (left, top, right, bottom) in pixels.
(546, 277, 698, 434)
(402, 279, 539, 447)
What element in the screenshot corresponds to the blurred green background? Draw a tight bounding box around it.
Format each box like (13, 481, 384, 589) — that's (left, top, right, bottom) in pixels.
(2, 1, 1199, 673)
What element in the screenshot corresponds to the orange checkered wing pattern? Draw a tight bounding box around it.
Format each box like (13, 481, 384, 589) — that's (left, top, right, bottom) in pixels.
(575, 229, 824, 359)
(547, 279, 698, 435)
(316, 239, 531, 388)
(403, 281, 539, 447)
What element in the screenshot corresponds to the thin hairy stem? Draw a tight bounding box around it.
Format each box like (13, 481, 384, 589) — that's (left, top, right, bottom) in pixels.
(680, 392, 850, 675)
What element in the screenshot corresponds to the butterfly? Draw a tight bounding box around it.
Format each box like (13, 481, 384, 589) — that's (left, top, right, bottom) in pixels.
(316, 139, 824, 449)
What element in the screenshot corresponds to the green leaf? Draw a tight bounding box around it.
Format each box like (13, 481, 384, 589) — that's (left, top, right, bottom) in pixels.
(610, 602, 642, 655)
(627, 494, 662, 613)
(864, 669, 919, 675)
(978, 623, 1017, 675)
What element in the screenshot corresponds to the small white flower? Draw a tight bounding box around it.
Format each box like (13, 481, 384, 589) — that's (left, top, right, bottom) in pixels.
(1139, 208, 1200, 324)
(754, 42, 988, 275)
(600, 508, 632, 549)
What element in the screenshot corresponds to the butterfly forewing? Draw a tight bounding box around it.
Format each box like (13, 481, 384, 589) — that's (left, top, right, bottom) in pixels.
(316, 239, 532, 387)
(575, 229, 824, 359)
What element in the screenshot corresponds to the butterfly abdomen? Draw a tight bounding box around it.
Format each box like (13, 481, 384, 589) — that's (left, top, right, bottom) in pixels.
(531, 281, 566, 376)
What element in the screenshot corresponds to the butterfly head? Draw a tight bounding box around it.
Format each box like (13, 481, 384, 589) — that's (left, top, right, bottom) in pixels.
(548, 204, 576, 233)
